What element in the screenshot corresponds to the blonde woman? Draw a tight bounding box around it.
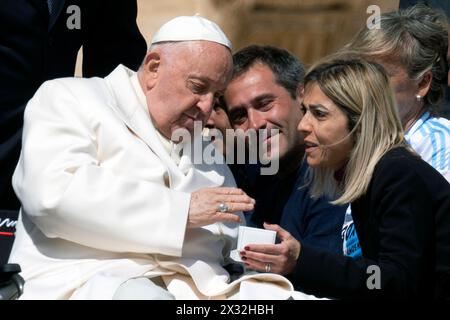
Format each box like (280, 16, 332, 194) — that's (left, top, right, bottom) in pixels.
(240, 58, 450, 299)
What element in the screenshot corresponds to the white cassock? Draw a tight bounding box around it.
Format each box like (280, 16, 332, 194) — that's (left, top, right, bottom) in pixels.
(8, 65, 294, 300)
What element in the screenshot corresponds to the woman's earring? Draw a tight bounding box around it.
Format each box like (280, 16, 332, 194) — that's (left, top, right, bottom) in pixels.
(416, 95, 422, 102)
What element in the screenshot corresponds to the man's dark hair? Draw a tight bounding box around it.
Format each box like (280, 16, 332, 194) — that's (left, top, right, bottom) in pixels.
(232, 45, 305, 99)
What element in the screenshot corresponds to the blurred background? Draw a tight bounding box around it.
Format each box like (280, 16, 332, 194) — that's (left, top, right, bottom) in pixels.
(75, 0, 400, 74)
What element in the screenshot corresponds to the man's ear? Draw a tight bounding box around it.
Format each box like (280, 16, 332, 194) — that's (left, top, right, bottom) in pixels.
(141, 51, 161, 90)
(417, 70, 433, 99)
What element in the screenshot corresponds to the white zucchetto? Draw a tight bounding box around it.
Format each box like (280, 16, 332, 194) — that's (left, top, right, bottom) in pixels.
(150, 15, 232, 49)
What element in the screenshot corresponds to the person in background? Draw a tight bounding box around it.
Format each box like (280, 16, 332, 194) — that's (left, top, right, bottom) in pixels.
(242, 57, 450, 299)
(448, 24, 450, 87)
(0, 0, 147, 214)
(400, 0, 450, 118)
(223, 45, 346, 271)
(203, 96, 234, 158)
(339, 4, 450, 259)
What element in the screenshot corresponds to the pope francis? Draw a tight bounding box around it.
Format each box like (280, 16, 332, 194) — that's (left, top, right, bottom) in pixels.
(8, 16, 294, 299)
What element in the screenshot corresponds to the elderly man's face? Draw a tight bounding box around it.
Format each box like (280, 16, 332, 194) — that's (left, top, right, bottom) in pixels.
(141, 41, 233, 140)
(224, 63, 303, 160)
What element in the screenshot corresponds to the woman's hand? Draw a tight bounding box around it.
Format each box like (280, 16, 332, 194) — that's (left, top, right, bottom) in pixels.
(240, 223, 301, 275)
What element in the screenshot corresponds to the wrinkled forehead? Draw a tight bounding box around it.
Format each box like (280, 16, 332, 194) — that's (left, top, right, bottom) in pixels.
(163, 41, 232, 82)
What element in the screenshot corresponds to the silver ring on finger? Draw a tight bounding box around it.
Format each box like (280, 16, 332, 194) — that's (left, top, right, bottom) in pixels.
(265, 263, 271, 273)
(218, 202, 229, 213)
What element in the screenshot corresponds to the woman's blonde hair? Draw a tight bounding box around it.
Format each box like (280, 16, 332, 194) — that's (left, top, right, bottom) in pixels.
(303, 58, 412, 205)
(342, 4, 448, 114)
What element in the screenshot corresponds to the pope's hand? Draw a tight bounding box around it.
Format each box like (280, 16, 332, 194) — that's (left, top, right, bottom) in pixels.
(187, 187, 255, 228)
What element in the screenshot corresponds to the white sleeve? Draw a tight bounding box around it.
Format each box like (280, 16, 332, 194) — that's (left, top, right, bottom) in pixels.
(13, 80, 190, 257)
(412, 131, 450, 183)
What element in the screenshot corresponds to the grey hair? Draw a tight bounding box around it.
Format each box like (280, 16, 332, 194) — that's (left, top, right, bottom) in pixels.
(343, 4, 448, 114)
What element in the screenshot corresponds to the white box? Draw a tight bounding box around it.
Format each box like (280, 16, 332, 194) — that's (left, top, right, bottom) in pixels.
(230, 226, 277, 262)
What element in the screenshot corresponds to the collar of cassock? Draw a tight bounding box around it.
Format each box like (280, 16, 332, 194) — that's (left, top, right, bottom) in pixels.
(130, 72, 182, 165)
